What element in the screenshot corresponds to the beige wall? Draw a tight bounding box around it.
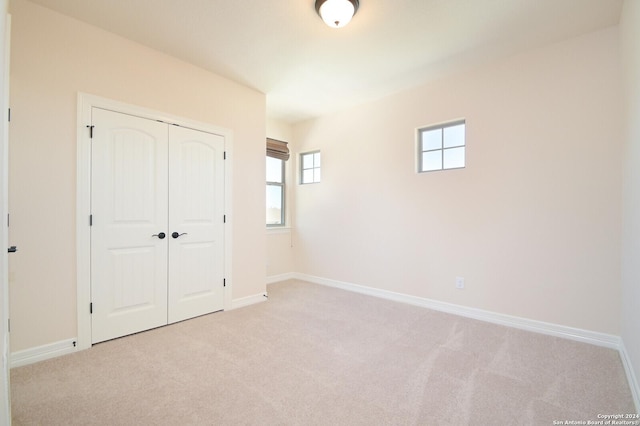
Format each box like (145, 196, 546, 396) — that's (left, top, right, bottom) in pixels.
(620, 0, 640, 402)
(293, 27, 623, 334)
(266, 118, 295, 278)
(8, 0, 266, 351)
(267, 118, 294, 143)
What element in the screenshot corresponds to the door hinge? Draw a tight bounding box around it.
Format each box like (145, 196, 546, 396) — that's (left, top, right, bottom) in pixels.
(90, 303, 93, 314)
(223, 215, 226, 223)
(86, 125, 94, 138)
(224, 151, 226, 160)
(7, 213, 9, 227)
(7, 108, 10, 122)
(223, 278, 226, 287)
(89, 214, 93, 226)
(7, 319, 10, 333)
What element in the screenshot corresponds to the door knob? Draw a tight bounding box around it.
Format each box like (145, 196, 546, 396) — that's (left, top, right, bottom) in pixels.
(7, 246, 17, 253)
(172, 232, 187, 239)
(152, 232, 166, 239)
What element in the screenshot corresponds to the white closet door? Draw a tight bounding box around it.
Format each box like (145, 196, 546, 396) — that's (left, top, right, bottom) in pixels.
(167, 126, 225, 323)
(91, 108, 169, 344)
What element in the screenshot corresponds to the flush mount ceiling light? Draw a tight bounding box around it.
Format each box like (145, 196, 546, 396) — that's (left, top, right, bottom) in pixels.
(315, 0, 360, 28)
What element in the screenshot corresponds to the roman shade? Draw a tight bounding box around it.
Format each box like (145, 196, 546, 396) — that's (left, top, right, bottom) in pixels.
(266, 138, 290, 161)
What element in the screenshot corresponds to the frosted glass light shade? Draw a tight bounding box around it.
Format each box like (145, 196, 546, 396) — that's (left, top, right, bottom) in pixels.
(315, 0, 360, 28)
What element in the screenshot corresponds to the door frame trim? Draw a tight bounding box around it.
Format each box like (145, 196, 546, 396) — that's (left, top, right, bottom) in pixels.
(76, 93, 234, 350)
(1, 10, 10, 424)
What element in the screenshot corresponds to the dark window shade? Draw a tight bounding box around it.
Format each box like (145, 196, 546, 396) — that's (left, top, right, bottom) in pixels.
(266, 138, 290, 161)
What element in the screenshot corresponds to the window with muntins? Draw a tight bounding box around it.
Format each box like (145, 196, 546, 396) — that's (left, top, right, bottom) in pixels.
(300, 151, 321, 184)
(266, 138, 289, 227)
(418, 120, 466, 172)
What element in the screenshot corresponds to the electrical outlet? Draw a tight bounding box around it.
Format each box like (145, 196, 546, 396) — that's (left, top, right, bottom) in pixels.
(456, 276, 465, 289)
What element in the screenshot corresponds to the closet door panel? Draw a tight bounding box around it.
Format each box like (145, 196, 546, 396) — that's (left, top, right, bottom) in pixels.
(90, 108, 169, 343)
(167, 126, 225, 323)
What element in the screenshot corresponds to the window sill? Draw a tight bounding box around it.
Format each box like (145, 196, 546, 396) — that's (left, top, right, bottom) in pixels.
(267, 227, 291, 235)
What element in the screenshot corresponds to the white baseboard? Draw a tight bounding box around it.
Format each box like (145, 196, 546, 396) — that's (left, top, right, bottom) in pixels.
(231, 292, 268, 310)
(620, 340, 640, 412)
(290, 273, 622, 350)
(266, 272, 295, 285)
(11, 338, 77, 368)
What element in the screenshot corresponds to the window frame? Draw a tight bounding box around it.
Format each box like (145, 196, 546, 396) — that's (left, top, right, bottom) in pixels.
(417, 119, 466, 173)
(300, 150, 321, 185)
(266, 156, 286, 228)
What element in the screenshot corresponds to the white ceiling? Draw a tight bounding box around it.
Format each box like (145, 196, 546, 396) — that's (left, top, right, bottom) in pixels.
(25, 0, 622, 123)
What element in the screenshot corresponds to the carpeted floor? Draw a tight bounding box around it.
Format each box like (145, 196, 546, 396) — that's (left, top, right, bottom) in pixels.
(10, 280, 637, 425)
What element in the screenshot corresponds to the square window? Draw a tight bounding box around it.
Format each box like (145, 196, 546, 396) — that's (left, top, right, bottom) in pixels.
(418, 120, 466, 172)
(301, 151, 321, 184)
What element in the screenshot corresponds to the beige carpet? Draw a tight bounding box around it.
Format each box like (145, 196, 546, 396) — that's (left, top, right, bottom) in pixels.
(10, 280, 636, 425)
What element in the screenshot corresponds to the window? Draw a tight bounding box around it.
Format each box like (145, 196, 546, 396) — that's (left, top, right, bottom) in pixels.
(418, 120, 465, 172)
(300, 151, 321, 184)
(266, 157, 285, 226)
(266, 138, 289, 227)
